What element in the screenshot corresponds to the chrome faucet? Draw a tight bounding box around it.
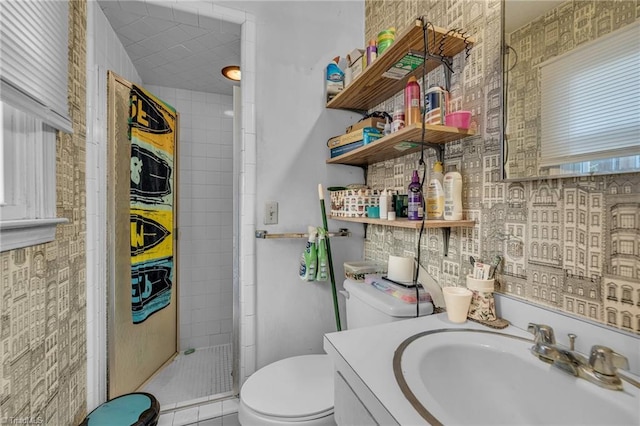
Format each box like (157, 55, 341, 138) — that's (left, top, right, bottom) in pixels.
(527, 323, 631, 391)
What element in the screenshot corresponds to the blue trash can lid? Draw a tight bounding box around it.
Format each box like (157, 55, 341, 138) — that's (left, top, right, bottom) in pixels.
(86, 393, 157, 426)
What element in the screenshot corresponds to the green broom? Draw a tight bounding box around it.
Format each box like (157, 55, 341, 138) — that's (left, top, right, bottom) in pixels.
(318, 184, 342, 331)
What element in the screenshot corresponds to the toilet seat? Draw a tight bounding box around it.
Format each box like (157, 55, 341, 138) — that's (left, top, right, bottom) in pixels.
(240, 354, 334, 421)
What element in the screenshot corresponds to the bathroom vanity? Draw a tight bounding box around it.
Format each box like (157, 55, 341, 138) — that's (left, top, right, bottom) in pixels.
(323, 294, 640, 425)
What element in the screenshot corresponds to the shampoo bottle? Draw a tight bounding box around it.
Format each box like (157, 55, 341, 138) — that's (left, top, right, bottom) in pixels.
(408, 171, 424, 220)
(444, 165, 463, 221)
(404, 76, 421, 126)
(426, 162, 444, 220)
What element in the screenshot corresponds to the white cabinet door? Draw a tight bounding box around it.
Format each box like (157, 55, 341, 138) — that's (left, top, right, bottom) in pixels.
(334, 371, 379, 425)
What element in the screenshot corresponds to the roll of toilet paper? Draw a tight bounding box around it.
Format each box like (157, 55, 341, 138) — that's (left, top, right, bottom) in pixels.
(387, 255, 414, 283)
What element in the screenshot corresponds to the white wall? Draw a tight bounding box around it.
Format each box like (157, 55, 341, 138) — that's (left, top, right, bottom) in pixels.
(146, 85, 235, 351)
(86, 0, 142, 411)
(222, 1, 366, 369)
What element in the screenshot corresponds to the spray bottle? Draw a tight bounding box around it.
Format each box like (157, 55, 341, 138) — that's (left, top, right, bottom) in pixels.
(315, 227, 329, 282)
(408, 171, 424, 220)
(299, 226, 318, 281)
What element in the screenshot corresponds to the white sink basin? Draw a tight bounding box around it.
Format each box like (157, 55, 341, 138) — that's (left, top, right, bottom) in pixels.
(395, 329, 640, 425)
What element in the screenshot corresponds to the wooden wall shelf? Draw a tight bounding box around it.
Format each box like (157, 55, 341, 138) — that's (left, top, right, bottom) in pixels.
(326, 123, 474, 167)
(329, 215, 475, 230)
(326, 20, 474, 111)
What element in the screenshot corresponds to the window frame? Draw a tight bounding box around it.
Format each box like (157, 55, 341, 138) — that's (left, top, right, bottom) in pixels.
(1, 103, 67, 252)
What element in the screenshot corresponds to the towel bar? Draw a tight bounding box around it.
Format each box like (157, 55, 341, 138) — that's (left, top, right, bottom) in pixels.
(255, 228, 350, 239)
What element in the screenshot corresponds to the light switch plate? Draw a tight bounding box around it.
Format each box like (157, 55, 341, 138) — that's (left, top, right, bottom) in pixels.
(264, 201, 278, 225)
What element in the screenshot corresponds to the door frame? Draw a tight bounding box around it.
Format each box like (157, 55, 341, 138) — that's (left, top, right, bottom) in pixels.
(85, 2, 257, 410)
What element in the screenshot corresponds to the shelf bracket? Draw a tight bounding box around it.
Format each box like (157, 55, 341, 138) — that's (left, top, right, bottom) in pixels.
(442, 227, 451, 257)
(420, 142, 445, 163)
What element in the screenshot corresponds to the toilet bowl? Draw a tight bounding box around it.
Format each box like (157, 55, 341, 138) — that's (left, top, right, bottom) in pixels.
(238, 355, 334, 425)
(238, 279, 434, 425)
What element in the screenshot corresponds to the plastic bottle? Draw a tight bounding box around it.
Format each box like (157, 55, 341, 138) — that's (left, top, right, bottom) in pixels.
(392, 106, 405, 133)
(404, 76, 421, 126)
(315, 227, 329, 282)
(377, 27, 396, 56)
(325, 57, 344, 101)
(379, 189, 389, 219)
(299, 226, 317, 281)
(383, 118, 391, 136)
(426, 162, 444, 220)
(444, 165, 463, 221)
(366, 39, 377, 67)
(407, 171, 424, 221)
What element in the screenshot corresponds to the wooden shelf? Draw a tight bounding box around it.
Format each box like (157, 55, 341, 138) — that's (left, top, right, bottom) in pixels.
(330, 215, 475, 230)
(326, 20, 474, 111)
(326, 123, 474, 166)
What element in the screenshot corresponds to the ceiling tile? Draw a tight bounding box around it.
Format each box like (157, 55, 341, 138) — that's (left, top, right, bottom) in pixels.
(134, 16, 177, 38)
(198, 14, 221, 31)
(102, 0, 240, 95)
(118, 0, 148, 16)
(172, 6, 199, 26)
(100, 5, 142, 29)
(179, 23, 211, 39)
(145, 2, 174, 21)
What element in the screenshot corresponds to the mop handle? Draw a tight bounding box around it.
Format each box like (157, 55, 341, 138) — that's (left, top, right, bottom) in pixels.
(318, 184, 342, 332)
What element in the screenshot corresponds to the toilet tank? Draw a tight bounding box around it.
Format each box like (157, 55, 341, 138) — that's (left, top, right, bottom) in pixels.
(343, 279, 433, 329)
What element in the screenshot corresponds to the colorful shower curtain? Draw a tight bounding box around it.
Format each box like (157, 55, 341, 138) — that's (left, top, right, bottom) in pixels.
(129, 85, 176, 324)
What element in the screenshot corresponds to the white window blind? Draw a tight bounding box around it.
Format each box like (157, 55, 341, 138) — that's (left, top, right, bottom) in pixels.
(539, 22, 640, 168)
(0, 0, 72, 132)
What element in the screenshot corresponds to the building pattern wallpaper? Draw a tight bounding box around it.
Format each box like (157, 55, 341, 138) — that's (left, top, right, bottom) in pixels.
(1, 1, 88, 424)
(505, 0, 638, 178)
(363, 0, 640, 334)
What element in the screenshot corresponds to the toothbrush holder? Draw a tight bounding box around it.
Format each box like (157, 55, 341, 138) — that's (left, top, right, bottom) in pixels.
(466, 275, 497, 322)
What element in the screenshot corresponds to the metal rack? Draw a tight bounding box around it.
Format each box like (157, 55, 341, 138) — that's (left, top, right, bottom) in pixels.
(255, 228, 350, 239)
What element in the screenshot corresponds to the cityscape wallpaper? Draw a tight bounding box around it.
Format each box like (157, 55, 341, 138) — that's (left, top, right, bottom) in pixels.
(362, 0, 640, 334)
(1, 1, 88, 425)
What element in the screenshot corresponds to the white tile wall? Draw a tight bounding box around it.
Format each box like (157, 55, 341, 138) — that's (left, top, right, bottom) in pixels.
(85, 0, 142, 412)
(145, 84, 235, 351)
(88, 0, 258, 404)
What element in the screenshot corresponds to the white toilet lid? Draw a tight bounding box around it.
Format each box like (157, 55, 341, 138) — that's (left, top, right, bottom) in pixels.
(240, 354, 334, 419)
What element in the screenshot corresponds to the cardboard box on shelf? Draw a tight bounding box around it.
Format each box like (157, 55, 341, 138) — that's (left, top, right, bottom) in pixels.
(345, 117, 386, 134)
(327, 127, 383, 150)
(347, 48, 365, 81)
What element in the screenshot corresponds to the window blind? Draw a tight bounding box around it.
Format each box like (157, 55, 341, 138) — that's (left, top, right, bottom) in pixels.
(539, 22, 639, 168)
(0, 1, 72, 132)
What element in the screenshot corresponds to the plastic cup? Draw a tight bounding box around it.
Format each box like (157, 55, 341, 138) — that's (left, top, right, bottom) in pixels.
(442, 286, 473, 323)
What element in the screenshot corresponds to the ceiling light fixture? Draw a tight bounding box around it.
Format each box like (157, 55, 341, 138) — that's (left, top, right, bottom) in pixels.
(221, 65, 241, 81)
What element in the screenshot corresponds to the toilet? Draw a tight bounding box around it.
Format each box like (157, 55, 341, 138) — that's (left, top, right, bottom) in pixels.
(238, 278, 433, 425)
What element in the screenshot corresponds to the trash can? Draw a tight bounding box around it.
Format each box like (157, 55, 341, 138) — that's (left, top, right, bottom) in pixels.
(79, 392, 160, 426)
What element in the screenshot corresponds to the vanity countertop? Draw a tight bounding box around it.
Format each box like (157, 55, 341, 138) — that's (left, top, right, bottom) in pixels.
(324, 294, 640, 425)
(323, 313, 531, 425)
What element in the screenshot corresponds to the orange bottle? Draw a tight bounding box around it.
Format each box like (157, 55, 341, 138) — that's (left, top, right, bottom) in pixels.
(404, 76, 421, 126)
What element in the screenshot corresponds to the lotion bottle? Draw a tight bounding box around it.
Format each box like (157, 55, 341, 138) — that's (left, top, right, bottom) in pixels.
(444, 165, 463, 221)
(426, 162, 444, 220)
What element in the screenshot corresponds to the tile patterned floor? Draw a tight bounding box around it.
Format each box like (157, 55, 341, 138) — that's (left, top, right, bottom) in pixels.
(158, 398, 240, 426)
(143, 344, 233, 407)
